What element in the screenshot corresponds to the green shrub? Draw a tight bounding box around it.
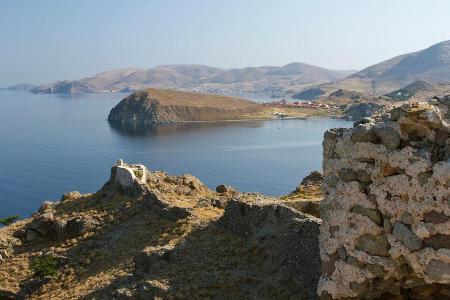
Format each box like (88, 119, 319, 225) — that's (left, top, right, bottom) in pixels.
(29, 255, 59, 279)
(0, 215, 19, 226)
(133, 169, 143, 179)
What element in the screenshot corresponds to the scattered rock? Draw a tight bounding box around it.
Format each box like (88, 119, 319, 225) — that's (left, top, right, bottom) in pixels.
(61, 191, 82, 202)
(66, 216, 98, 238)
(194, 197, 228, 209)
(26, 213, 55, 240)
(134, 249, 171, 273)
(215, 184, 235, 194)
(38, 201, 57, 213)
(156, 206, 191, 221)
(135, 281, 168, 299)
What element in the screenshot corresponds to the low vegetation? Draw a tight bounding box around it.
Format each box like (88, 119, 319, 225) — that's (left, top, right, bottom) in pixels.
(29, 255, 59, 279)
(133, 169, 143, 179)
(0, 216, 19, 226)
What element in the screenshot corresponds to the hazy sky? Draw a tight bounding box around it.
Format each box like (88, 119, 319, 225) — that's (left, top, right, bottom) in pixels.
(1, 0, 450, 84)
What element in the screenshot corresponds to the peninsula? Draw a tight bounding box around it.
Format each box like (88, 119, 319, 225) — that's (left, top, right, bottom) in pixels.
(107, 88, 335, 125)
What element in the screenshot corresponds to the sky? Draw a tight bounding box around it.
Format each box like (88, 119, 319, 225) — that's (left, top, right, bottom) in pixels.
(1, 0, 450, 85)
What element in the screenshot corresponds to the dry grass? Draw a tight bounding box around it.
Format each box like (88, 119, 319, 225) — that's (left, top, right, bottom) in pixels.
(140, 88, 261, 110)
(0, 170, 323, 299)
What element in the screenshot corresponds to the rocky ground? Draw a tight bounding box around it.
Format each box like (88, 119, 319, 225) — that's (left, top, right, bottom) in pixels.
(0, 162, 323, 300)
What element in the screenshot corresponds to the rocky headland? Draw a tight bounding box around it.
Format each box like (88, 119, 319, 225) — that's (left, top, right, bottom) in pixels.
(1, 100, 449, 299)
(107, 88, 311, 125)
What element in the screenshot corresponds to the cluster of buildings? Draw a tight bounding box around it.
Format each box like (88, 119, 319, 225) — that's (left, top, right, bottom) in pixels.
(264, 99, 333, 109)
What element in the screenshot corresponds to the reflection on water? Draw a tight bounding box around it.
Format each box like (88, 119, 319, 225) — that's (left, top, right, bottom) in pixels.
(108, 120, 265, 137)
(0, 91, 352, 217)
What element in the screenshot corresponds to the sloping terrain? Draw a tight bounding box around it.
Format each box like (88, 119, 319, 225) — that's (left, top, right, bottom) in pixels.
(31, 63, 354, 94)
(292, 40, 450, 99)
(337, 40, 450, 95)
(0, 162, 322, 300)
(384, 80, 450, 101)
(107, 88, 264, 124)
(107, 88, 319, 125)
(0, 84, 36, 92)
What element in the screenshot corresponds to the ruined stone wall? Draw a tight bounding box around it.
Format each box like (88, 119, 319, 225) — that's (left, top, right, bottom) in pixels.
(319, 102, 450, 299)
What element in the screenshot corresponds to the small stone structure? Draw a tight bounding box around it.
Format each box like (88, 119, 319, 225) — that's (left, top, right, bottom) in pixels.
(319, 102, 450, 299)
(110, 159, 148, 188)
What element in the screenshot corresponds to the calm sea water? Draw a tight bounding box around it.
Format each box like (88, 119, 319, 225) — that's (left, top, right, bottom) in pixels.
(0, 91, 351, 218)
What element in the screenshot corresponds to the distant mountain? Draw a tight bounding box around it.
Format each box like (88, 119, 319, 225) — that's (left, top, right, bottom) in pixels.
(344, 40, 450, 94)
(299, 40, 450, 98)
(31, 63, 355, 94)
(384, 80, 450, 101)
(0, 83, 36, 91)
(199, 63, 353, 85)
(292, 88, 325, 100)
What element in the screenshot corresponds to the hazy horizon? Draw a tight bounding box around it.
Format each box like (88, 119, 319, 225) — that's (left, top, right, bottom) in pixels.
(1, 0, 450, 85)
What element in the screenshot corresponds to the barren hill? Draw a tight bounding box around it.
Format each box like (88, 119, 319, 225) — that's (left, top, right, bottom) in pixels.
(0, 161, 322, 299)
(384, 80, 450, 101)
(31, 63, 354, 95)
(292, 40, 450, 99)
(107, 88, 265, 124)
(339, 40, 450, 94)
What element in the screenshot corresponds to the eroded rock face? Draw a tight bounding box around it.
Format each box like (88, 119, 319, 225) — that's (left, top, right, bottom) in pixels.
(319, 102, 450, 299)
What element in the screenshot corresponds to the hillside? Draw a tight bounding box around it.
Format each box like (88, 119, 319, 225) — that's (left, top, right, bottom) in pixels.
(384, 80, 450, 101)
(107, 88, 326, 125)
(342, 40, 450, 94)
(0, 83, 36, 92)
(292, 40, 450, 99)
(0, 161, 322, 299)
(107, 88, 264, 124)
(31, 63, 354, 95)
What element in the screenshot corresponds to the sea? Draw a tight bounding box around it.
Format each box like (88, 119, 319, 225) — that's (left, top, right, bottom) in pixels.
(0, 91, 352, 217)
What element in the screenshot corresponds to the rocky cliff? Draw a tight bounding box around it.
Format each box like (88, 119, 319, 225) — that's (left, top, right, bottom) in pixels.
(108, 88, 265, 125)
(319, 102, 450, 299)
